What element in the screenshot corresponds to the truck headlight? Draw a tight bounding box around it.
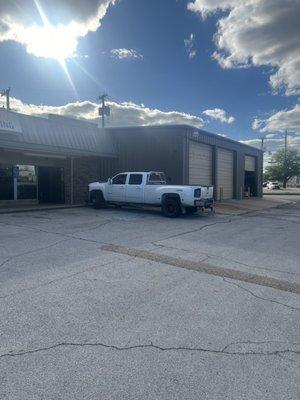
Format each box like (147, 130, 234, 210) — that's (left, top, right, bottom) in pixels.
(194, 188, 201, 198)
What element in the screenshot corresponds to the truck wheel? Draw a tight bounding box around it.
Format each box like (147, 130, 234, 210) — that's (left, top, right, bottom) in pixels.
(185, 206, 198, 215)
(93, 191, 106, 209)
(162, 198, 181, 218)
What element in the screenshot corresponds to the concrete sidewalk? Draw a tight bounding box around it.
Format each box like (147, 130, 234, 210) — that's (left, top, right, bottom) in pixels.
(0, 196, 295, 216)
(264, 188, 300, 196)
(215, 196, 295, 215)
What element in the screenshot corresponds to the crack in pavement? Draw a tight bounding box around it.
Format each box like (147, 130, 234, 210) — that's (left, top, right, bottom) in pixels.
(244, 213, 300, 224)
(0, 238, 72, 272)
(1, 340, 299, 359)
(75, 220, 113, 233)
(221, 340, 300, 352)
(223, 278, 300, 311)
(0, 222, 114, 269)
(151, 242, 300, 277)
(151, 219, 233, 244)
(0, 218, 233, 267)
(0, 257, 132, 301)
(0, 220, 111, 240)
(101, 244, 300, 295)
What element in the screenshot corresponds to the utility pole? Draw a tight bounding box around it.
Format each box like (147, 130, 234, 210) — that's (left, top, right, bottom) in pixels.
(283, 129, 288, 188)
(1, 87, 11, 110)
(98, 93, 110, 128)
(260, 137, 265, 190)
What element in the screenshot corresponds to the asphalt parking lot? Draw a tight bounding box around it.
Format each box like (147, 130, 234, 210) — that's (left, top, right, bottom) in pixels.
(0, 199, 299, 399)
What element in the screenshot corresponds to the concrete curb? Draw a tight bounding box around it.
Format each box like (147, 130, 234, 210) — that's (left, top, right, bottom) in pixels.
(263, 192, 300, 196)
(0, 204, 85, 215)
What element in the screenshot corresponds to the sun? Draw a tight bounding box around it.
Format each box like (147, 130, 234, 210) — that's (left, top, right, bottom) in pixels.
(25, 24, 77, 63)
(24, 0, 78, 63)
(22, 0, 79, 96)
(23, 22, 78, 96)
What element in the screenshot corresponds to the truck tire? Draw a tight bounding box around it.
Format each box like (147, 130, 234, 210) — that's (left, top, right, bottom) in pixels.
(162, 197, 181, 218)
(185, 206, 198, 215)
(92, 191, 106, 209)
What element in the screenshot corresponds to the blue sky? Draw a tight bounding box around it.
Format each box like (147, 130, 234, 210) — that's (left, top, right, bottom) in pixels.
(0, 0, 299, 151)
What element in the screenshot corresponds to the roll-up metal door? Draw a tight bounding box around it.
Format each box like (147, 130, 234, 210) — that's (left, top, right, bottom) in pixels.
(188, 141, 213, 185)
(245, 155, 256, 171)
(217, 148, 234, 200)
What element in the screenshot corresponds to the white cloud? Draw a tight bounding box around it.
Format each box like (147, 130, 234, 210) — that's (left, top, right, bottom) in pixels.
(187, 0, 238, 18)
(203, 108, 235, 124)
(188, 0, 300, 96)
(0, 0, 116, 60)
(241, 135, 300, 168)
(249, 104, 300, 168)
(265, 133, 277, 139)
(252, 118, 263, 131)
(110, 48, 143, 60)
(252, 104, 300, 133)
(5, 97, 204, 128)
(184, 33, 197, 59)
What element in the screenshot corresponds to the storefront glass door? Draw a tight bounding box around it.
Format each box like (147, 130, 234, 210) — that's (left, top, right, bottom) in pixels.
(17, 165, 37, 199)
(0, 164, 37, 201)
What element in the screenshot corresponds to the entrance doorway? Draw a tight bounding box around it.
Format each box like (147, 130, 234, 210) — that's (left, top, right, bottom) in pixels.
(245, 171, 256, 196)
(244, 155, 257, 197)
(38, 167, 65, 203)
(0, 165, 14, 200)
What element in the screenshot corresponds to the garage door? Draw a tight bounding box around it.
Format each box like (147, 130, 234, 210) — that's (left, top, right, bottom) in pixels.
(217, 148, 234, 200)
(189, 141, 213, 185)
(245, 155, 256, 171)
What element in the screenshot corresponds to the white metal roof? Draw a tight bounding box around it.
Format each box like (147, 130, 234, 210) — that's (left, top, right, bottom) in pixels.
(0, 109, 117, 157)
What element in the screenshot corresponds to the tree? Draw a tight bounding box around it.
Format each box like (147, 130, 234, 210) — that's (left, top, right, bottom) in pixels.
(265, 148, 300, 188)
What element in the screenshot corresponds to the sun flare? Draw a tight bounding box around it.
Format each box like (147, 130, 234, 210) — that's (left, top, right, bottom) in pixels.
(19, 0, 78, 97)
(26, 0, 77, 63)
(24, 24, 77, 63)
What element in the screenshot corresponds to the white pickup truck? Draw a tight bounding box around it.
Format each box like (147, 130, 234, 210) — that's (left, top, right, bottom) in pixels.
(88, 171, 214, 217)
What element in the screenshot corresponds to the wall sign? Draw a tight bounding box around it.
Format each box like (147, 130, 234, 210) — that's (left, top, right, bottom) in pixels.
(0, 110, 22, 133)
(192, 130, 199, 139)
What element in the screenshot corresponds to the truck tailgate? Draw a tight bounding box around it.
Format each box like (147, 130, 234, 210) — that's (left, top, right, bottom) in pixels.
(202, 186, 214, 199)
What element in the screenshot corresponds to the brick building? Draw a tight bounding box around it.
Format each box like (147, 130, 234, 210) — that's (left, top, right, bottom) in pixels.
(0, 108, 263, 207)
(0, 109, 117, 206)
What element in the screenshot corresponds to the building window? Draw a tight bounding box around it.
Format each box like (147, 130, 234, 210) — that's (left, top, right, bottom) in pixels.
(17, 165, 37, 200)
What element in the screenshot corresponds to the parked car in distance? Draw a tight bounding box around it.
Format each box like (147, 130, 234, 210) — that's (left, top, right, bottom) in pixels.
(266, 181, 280, 190)
(89, 171, 214, 217)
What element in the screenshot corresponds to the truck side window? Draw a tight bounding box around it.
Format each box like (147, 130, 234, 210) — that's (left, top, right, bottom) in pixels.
(112, 174, 127, 185)
(147, 172, 166, 185)
(129, 174, 143, 185)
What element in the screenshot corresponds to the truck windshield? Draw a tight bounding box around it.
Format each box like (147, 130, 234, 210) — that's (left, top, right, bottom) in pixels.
(147, 172, 166, 185)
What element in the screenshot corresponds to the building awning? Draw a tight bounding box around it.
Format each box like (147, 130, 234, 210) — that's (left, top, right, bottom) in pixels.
(0, 109, 117, 158)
